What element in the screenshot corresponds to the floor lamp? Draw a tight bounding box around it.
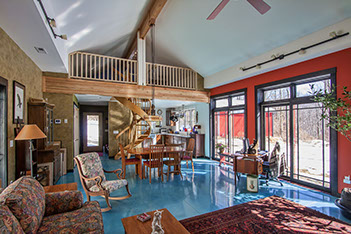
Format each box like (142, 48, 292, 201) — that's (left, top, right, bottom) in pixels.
(15, 124, 47, 177)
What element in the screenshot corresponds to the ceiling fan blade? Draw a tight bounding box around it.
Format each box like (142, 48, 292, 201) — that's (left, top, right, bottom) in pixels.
(247, 0, 271, 15)
(207, 0, 230, 20)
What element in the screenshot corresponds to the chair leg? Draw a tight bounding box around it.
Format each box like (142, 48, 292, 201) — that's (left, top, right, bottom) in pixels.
(191, 160, 194, 172)
(101, 192, 112, 212)
(167, 166, 170, 181)
(149, 167, 152, 184)
(186, 161, 189, 168)
(135, 164, 138, 175)
(86, 194, 91, 202)
(161, 167, 164, 182)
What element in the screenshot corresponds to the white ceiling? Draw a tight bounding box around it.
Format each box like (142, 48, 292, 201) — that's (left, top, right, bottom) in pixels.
(148, 0, 351, 77)
(75, 94, 196, 108)
(1, 0, 351, 80)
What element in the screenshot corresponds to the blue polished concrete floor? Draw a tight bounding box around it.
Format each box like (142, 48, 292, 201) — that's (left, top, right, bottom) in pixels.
(58, 154, 350, 234)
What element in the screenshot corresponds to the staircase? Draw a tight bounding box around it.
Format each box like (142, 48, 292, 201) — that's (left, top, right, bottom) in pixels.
(113, 97, 162, 159)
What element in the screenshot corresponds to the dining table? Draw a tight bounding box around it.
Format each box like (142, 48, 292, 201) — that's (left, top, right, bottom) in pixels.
(127, 146, 184, 180)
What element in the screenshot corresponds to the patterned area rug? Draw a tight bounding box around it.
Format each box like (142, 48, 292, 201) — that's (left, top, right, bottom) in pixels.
(180, 196, 351, 233)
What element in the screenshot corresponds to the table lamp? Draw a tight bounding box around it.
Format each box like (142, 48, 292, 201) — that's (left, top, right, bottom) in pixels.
(15, 124, 47, 177)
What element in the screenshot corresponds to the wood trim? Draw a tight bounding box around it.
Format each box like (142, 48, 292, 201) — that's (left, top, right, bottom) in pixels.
(124, 0, 167, 58)
(43, 76, 209, 103)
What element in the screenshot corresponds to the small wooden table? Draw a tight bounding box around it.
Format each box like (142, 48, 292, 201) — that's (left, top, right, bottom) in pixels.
(121, 208, 189, 234)
(127, 147, 183, 180)
(44, 182, 78, 193)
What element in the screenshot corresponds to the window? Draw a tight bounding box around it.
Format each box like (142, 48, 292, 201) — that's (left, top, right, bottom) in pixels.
(216, 99, 229, 108)
(176, 109, 196, 131)
(211, 90, 247, 160)
(264, 87, 290, 101)
(296, 79, 331, 97)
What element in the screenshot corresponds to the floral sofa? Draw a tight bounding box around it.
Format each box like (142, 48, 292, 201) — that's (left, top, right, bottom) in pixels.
(0, 176, 104, 233)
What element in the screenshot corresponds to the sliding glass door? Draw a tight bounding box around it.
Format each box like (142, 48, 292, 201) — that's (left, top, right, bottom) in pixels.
(214, 111, 228, 160)
(257, 69, 337, 194)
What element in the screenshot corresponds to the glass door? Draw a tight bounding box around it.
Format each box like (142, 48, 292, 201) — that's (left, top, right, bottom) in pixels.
(83, 112, 103, 152)
(292, 103, 330, 189)
(263, 105, 290, 176)
(214, 111, 228, 160)
(229, 110, 245, 154)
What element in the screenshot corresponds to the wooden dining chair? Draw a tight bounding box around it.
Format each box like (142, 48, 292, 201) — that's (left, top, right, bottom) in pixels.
(144, 145, 164, 184)
(163, 148, 183, 181)
(120, 144, 141, 179)
(182, 138, 195, 172)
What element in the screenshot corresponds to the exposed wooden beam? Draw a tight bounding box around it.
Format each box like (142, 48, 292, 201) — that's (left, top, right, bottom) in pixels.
(124, 0, 167, 59)
(43, 76, 210, 103)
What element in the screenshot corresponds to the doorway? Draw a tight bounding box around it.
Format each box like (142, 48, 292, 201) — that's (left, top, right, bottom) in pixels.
(0, 76, 8, 187)
(83, 112, 103, 152)
(73, 104, 80, 157)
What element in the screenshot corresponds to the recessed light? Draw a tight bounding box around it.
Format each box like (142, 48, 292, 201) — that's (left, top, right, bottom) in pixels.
(34, 47, 47, 54)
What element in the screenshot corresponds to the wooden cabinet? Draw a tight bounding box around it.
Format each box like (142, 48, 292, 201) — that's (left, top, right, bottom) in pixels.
(28, 99, 61, 184)
(191, 134, 205, 158)
(156, 134, 205, 158)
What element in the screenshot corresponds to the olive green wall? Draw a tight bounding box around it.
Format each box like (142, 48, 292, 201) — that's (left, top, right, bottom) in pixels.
(0, 27, 43, 183)
(43, 93, 74, 170)
(108, 101, 132, 157)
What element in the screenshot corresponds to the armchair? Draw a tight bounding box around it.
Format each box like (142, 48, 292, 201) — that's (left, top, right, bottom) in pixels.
(74, 152, 131, 212)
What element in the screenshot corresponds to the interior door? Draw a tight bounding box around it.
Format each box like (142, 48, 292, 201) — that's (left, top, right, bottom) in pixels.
(0, 77, 8, 187)
(73, 105, 80, 157)
(83, 112, 103, 152)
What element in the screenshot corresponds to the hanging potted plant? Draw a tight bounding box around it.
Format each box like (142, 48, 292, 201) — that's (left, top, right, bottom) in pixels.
(215, 143, 227, 154)
(312, 85, 351, 214)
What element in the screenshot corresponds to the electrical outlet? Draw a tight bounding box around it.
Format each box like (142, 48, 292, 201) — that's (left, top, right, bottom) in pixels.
(343, 175, 351, 184)
(10, 140, 13, 147)
(113, 130, 119, 134)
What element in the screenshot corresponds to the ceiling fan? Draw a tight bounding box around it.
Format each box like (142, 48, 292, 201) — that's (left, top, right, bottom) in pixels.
(207, 0, 271, 20)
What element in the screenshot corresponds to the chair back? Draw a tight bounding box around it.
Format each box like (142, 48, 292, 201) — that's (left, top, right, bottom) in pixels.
(186, 138, 195, 152)
(74, 152, 106, 190)
(268, 142, 280, 177)
(149, 144, 164, 167)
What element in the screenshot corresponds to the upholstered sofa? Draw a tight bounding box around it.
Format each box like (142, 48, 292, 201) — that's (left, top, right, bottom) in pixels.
(0, 176, 104, 233)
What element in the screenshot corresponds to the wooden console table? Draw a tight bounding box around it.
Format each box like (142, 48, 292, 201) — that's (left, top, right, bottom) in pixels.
(121, 208, 189, 234)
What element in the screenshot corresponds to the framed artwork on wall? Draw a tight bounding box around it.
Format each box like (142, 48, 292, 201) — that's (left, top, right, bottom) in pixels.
(13, 81, 25, 124)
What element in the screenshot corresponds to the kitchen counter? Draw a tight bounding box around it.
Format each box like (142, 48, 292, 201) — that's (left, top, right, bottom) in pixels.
(157, 133, 191, 138)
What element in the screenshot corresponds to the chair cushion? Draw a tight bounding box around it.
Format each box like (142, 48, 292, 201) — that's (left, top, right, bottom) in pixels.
(38, 201, 104, 234)
(89, 180, 128, 193)
(125, 158, 140, 164)
(164, 160, 179, 166)
(75, 152, 106, 189)
(0, 204, 25, 234)
(0, 176, 45, 233)
(182, 156, 192, 160)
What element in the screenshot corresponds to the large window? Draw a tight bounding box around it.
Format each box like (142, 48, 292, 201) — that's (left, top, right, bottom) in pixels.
(211, 90, 247, 160)
(256, 68, 337, 194)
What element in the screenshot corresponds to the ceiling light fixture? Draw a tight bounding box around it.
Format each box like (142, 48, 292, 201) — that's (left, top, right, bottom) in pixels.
(240, 31, 349, 72)
(37, 0, 68, 40)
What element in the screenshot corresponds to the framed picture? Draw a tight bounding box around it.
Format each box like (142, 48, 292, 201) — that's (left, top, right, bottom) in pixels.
(13, 81, 25, 124)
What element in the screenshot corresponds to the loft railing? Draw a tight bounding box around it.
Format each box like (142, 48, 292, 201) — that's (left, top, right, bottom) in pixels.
(69, 52, 137, 84)
(146, 62, 197, 90)
(69, 52, 197, 90)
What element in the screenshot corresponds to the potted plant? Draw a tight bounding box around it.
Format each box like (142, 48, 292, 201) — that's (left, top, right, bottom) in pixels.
(215, 143, 227, 154)
(312, 85, 351, 214)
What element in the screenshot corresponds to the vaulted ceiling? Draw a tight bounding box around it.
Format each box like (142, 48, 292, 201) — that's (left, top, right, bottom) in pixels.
(1, 0, 351, 79)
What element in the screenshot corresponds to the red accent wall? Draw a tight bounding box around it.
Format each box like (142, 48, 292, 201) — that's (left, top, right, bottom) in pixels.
(211, 48, 351, 193)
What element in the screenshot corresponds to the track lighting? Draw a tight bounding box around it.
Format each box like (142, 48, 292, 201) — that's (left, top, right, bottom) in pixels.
(37, 0, 68, 40)
(240, 31, 349, 72)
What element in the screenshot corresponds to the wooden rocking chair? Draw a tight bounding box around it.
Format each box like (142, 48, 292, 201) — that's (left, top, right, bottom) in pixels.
(74, 152, 132, 212)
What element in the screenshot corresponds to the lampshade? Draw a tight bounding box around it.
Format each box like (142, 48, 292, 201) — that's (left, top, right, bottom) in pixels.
(15, 124, 47, 141)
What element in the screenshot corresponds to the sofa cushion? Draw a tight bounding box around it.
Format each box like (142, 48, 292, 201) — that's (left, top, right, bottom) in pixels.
(38, 201, 104, 234)
(0, 203, 25, 234)
(0, 176, 45, 233)
(45, 190, 83, 216)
